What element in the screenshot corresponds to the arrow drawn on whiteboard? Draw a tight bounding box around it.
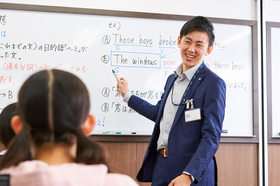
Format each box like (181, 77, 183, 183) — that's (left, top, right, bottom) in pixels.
(160, 49, 179, 59)
(113, 67, 120, 74)
(0, 93, 6, 97)
(115, 44, 120, 50)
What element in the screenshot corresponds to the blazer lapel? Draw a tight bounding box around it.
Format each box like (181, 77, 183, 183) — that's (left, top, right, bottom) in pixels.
(171, 63, 209, 130)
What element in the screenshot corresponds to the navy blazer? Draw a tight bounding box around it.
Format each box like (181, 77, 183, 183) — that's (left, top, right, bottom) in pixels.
(128, 63, 226, 185)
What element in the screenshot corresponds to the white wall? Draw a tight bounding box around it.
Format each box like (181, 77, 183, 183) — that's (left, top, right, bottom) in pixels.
(265, 0, 280, 22)
(0, 0, 256, 20)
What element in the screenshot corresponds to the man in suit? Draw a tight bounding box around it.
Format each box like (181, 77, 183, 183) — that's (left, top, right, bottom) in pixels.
(117, 16, 226, 186)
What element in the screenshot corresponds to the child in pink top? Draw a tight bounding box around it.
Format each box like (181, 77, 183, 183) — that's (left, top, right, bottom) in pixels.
(0, 161, 137, 186)
(0, 69, 138, 186)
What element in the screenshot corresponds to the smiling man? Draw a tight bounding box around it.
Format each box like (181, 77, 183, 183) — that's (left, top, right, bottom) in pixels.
(117, 16, 226, 186)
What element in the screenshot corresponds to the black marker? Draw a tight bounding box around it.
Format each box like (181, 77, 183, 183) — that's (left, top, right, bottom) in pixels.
(112, 69, 118, 79)
(112, 69, 123, 84)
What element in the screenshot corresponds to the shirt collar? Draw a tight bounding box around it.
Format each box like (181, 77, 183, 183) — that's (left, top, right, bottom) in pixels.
(174, 61, 203, 80)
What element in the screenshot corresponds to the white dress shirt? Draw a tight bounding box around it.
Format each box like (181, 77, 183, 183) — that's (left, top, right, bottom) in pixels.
(156, 62, 202, 150)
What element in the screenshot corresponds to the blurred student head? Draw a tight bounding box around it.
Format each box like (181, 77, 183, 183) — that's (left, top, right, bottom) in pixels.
(0, 69, 107, 169)
(0, 102, 17, 148)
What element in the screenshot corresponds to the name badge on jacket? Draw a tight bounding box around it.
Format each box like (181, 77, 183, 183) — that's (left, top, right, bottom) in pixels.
(185, 108, 201, 122)
(184, 99, 201, 122)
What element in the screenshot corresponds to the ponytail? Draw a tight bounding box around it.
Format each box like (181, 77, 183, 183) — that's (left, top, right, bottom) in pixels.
(0, 129, 31, 170)
(76, 131, 107, 167)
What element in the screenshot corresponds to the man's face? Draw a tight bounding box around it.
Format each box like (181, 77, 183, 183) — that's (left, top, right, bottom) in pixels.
(177, 30, 213, 72)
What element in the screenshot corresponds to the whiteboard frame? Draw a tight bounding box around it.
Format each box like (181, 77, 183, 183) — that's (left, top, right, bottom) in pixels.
(266, 22, 280, 143)
(0, 3, 259, 143)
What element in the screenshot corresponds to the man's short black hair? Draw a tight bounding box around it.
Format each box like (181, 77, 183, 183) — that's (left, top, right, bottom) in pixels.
(180, 16, 215, 47)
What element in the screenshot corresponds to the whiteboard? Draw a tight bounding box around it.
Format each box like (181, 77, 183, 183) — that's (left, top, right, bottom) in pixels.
(269, 26, 280, 139)
(0, 7, 257, 137)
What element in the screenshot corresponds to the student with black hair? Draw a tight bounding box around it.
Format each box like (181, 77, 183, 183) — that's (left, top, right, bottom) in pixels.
(0, 103, 17, 156)
(0, 69, 138, 186)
